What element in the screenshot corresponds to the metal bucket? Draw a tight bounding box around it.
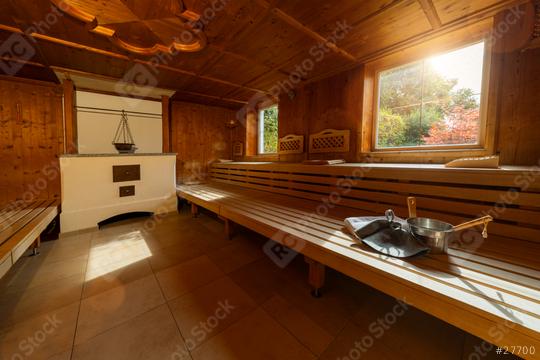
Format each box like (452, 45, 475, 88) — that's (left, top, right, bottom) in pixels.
(407, 216, 493, 254)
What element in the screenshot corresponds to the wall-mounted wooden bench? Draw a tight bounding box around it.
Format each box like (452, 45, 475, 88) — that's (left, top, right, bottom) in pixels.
(0, 200, 60, 279)
(177, 162, 540, 358)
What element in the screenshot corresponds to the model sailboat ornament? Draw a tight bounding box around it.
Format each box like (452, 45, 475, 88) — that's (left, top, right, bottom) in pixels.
(112, 110, 136, 153)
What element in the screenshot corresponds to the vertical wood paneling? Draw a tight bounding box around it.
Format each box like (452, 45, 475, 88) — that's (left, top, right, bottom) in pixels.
(162, 95, 170, 153)
(278, 67, 364, 162)
(171, 101, 236, 183)
(495, 6, 540, 165)
(63, 79, 77, 154)
(0, 78, 63, 206)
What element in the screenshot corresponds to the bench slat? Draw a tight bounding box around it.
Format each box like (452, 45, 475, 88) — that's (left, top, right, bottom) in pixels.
(0, 200, 58, 264)
(211, 168, 540, 226)
(0, 200, 50, 246)
(0, 201, 39, 226)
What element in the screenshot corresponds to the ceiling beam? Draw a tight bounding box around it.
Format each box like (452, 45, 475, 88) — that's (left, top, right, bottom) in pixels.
(255, 0, 357, 62)
(209, 45, 292, 78)
(417, 0, 443, 29)
(174, 90, 248, 104)
(0, 24, 270, 95)
(49, 65, 249, 105)
(194, 0, 293, 87)
(232, 0, 405, 96)
(0, 56, 47, 68)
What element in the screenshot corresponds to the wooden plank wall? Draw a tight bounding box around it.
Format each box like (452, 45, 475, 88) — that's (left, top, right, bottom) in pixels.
(278, 67, 363, 163)
(0, 78, 64, 207)
(494, 8, 540, 165)
(275, 6, 540, 166)
(171, 101, 238, 183)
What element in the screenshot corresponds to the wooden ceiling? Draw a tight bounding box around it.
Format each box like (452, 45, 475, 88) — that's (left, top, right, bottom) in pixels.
(0, 0, 526, 108)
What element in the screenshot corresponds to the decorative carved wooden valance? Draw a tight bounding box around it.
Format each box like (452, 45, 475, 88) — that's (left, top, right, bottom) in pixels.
(278, 134, 304, 155)
(51, 0, 206, 55)
(309, 129, 350, 153)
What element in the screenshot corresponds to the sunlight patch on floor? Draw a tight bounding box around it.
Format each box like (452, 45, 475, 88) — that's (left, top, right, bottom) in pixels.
(86, 231, 152, 281)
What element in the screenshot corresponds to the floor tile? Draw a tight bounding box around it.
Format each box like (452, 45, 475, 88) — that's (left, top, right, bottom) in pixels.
(155, 255, 224, 300)
(169, 276, 256, 349)
(319, 320, 397, 360)
(47, 350, 73, 360)
(1, 254, 87, 293)
(228, 258, 285, 304)
(88, 230, 152, 269)
(0, 302, 79, 360)
(207, 237, 263, 273)
(143, 227, 204, 252)
(82, 259, 153, 298)
(73, 305, 185, 360)
(147, 236, 211, 272)
(0, 274, 84, 330)
(262, 295, 334, 356)
(192, 308, 315, 360)
(39, 233, 91, 265)
(75, 275, 164, 345)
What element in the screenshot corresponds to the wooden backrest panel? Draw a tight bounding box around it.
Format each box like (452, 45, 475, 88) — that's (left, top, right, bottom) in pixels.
(210, 162, 540, 244)
(309, 129, 350, 153)
(278, 134, 304, 155)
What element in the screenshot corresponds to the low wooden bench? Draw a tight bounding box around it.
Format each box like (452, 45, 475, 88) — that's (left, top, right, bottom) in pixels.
(0, 200, 60, 279)
(177, 162, 540, 358)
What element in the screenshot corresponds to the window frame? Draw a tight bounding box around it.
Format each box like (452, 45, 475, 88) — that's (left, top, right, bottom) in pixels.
(257, 104, 279, 155)
(360, 20, 497, 162)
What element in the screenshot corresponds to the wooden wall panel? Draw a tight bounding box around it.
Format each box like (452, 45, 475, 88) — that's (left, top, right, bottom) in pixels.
(494, 7, 540, 166)
(162, 95, 170, 153)
(278, 67, 364, 162)
(172, 101, 237, 183)
(0, 78, 64, 207)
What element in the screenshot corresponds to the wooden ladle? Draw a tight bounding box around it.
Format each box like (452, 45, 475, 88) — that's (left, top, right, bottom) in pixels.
(452, 215, 493, 238)
(407, 197, 417, 218)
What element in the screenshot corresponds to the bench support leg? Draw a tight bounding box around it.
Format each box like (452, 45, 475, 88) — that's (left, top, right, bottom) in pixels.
(220, 217, 234, 240)
(191, 203, 199, 218)
(31, 236, 41, 256)
(305, 256, 325, 298)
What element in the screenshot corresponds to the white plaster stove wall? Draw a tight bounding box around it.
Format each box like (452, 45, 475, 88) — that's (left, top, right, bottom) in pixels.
(60, 154, 177, 233)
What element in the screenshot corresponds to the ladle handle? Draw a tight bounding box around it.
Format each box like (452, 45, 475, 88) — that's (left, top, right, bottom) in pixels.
(407, 197, 417, 218)
(452, 215, 493, 232)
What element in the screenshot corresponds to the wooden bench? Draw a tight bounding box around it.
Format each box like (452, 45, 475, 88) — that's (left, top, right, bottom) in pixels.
(0, 200, 60, 279)
(177, 162, 540, 358)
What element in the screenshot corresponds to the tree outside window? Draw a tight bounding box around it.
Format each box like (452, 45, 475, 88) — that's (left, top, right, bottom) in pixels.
(376, 42, 485, 149)
(258, 105, 278, 154)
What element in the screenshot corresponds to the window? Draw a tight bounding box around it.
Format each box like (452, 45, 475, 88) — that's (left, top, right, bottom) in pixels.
(374, 41, 487, 150)
(258, 105, 279, 154)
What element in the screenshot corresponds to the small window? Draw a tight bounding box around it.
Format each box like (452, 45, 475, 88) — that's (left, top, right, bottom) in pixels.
(375, 42, 486, 150)
(258, 105, 279, 154)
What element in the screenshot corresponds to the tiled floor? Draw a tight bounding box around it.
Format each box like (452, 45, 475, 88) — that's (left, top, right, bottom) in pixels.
(0, 208, 504, 359)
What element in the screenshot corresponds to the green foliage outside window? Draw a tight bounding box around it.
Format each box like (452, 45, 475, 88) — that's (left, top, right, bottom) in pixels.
(376, 43, 483, 148)
(261, 106, 278, 154)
